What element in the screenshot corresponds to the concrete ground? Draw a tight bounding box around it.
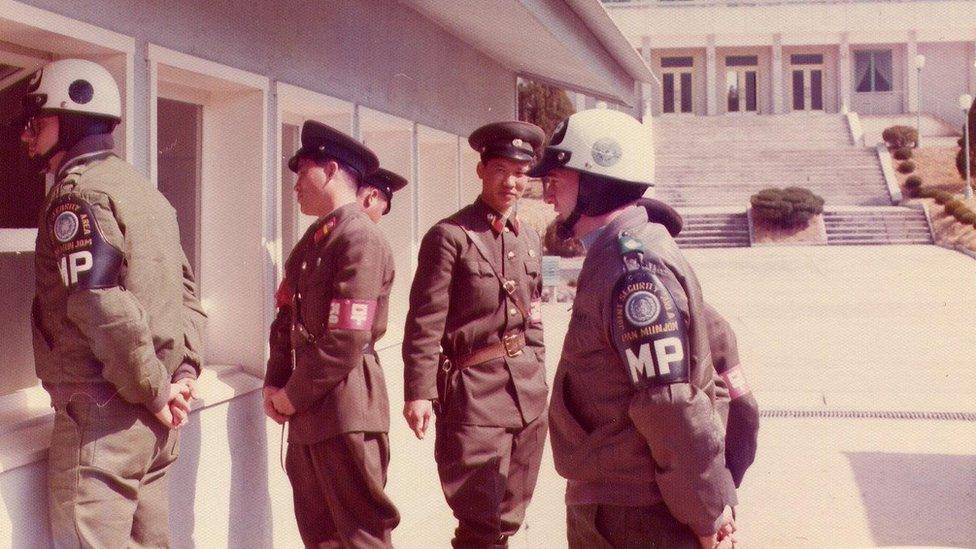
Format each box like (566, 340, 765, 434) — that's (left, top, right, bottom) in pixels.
(383, 244, 976, 549)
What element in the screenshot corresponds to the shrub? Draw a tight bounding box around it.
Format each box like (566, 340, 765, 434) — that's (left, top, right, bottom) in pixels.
(943, 199, 966, 216)
(892, 147, 913, 161)
(932, 190, 954, 204)
(750, 187, 824, 228)
(543, 219, 585, 257)
(904, 175, 923, 192)
(896, 160, 916, 174)
(955, 210, 976, 225)
(882, 125, 918, 149)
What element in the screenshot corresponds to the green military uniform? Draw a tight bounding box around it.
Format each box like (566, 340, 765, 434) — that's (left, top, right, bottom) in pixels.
(403, 122, 548, 549)
(548, 204, 738, 548)
(266, 122, 399, 548)
(637, 197, 760, 487)
(33, 134, 206, 548)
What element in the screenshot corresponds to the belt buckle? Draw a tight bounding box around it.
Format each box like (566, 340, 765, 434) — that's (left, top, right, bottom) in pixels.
(440, 356, 453, 372)
(503, 333, 523, 358)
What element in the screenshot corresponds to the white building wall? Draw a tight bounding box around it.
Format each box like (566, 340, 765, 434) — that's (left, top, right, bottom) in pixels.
(0, 1, 523, 545)
(919, 41, 973, 127)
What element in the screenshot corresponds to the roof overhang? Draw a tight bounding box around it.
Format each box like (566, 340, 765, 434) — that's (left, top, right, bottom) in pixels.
(398, 0, 656, 106)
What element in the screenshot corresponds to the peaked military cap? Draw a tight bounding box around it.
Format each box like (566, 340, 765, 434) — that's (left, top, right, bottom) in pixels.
(468, 121, 544, 163)
(288, 120, 379, 178)
(363, 168, 408, 215)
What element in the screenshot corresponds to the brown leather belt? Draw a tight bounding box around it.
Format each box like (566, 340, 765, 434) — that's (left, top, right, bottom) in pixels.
(445, 331, 526, 371)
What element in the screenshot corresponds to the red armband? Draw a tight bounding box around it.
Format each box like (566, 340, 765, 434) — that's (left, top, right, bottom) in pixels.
(275, 279, 292, 308)
(328, 299, 377, 331)
(720, 364, 751, 399)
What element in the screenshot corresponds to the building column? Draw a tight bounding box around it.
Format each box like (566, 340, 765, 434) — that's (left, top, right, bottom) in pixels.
(706, 34, 718, 115)
(839, 33, 851, 114)
(906, 31, 919, 114)
(772, 33, 784, 114)
(970, 40, 976, 96)
(641, 35, 655, 120)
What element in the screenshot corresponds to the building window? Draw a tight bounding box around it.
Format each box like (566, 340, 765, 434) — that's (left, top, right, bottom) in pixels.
(661, 56, 694, 69)
(790, 54, 824, 65)
(725, 55, 758, 67)
(854, 50, 893, 92)
(156, 98, 202, 274)
(0, 75, 45, 229)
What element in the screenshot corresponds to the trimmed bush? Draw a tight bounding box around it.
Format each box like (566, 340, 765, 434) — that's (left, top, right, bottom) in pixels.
(904, 175, 923, 192)
(892, 147, 913, 161)
(750, 187, 824, 228)
(932, 190, 954, 204)
(882, 125, 918, 149)
(943, 199, 966, 216)
(896, 160, 916, 174)
(955, 210, 976, 225)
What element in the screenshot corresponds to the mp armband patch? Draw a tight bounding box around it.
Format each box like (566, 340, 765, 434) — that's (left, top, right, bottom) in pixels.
(47, 196, 123, 291)
(327, 298, 377, 331)
(610, 261, 690, 388)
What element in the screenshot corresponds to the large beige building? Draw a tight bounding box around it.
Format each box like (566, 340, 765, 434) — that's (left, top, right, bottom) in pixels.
(605, 0, 976, 126)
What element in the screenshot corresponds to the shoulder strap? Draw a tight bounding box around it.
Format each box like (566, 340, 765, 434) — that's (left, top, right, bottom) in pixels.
(454, 222, 530, 325)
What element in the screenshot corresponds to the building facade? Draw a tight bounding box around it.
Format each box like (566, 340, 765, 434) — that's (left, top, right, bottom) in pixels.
(0, 1, 650, 546)
(605, 0, 976, 126)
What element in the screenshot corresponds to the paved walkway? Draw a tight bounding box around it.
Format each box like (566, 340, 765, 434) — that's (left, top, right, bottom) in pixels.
(383, 245, 976, 548)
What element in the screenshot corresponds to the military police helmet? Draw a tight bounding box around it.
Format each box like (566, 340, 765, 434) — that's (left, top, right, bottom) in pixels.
(17, 59, 122, 127)
(528, 109, 654, 187)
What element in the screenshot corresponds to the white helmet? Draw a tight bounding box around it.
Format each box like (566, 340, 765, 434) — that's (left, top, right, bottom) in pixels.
(19, 58, 121, 124)
(529, 108, 654, 186)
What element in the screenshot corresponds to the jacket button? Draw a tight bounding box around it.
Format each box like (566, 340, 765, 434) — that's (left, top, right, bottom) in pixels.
(509, 308, 517, 316)
(528, 249, 536, 257)
(301, 262, 307, 270)
(508, 251, 516, 259)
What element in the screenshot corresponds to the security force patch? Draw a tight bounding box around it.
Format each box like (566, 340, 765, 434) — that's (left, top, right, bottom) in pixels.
(46, 195, 123, 292)
(610, 238, 690, 388)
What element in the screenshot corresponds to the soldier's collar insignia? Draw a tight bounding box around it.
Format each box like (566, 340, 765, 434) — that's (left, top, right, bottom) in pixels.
(314, 217, 338, 243)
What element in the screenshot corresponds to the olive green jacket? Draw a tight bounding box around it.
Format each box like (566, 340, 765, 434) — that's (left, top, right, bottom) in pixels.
(32, 135, 206, 411)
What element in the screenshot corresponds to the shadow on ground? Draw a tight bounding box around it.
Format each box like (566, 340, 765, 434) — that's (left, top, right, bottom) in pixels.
(846, 451, 976, 548)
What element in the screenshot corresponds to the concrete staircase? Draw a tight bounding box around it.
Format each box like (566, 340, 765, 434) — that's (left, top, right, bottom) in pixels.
(824, 207, 933, 245)
(654, 114, 892, 208)
(674, 210, 751, 249)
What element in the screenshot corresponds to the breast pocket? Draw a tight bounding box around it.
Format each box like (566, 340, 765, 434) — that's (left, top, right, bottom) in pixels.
(460, 258, 494, 278)
(524, 258, 540, 279)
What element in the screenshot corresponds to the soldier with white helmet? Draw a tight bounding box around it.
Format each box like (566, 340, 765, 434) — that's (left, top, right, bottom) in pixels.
(531, 109, 739, 548)
(17, 59, 205, 547)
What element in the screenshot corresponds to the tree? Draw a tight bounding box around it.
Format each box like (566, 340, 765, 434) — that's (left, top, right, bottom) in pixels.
(955, 95, 976, 190)
(517, 80, 576, 143)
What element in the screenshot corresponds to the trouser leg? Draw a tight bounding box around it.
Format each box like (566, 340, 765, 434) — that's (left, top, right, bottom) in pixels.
(287, 433, 400, 549)
(131, 427, 180, 549)
(567, 503, 699, 549)
(435, 422, 514, 548)
(498, 412, 547, 538)
(48, 399, 169, 549)
(285, 443, 340, 548)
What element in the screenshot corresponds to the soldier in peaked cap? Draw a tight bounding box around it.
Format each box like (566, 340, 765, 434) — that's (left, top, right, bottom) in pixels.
(359, 167, 409, 223)
(264, 120, 400, 548)
(402, 121, 548, 548)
